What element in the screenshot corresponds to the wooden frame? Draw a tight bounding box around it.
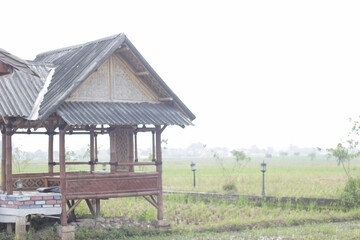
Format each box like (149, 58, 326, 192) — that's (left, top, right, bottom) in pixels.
(0, 114, 165, 227)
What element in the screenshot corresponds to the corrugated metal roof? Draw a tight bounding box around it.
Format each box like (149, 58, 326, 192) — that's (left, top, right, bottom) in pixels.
(0, 33, 195, 126)
(0, 65, 52, 117)
(35, 34, 126, 121)
(0, 48, 39, 77)
(57, 102, 193, 126)
(34, 33, 195, 123)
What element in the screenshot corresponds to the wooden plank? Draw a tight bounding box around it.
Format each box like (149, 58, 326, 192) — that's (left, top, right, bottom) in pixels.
(66, 175, 158, 195)
(66, 190, 160, 200)
(65, 172, 158, 180)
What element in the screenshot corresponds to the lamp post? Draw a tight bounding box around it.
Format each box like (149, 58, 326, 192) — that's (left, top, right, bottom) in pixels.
(16, 179, 23, 195)
(190, 162, 196, 187)
(261, 161, 267, 197)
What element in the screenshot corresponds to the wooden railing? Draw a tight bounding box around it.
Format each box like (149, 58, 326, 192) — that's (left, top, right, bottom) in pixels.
(65, 172, 159, 200)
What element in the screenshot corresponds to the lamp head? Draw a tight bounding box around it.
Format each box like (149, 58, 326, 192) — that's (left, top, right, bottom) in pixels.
(190, 162, 196, 171)
(16, 179, 23, 195)
(261, 161, 267, 173)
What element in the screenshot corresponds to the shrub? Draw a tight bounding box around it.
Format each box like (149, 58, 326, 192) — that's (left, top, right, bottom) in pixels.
(340, 177, 360, 209)
(223, 183, 237, 193)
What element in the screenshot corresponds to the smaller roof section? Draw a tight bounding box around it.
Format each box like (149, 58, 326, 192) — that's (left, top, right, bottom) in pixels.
(57, 102, 193, 127)
(0, 48, 39, 77)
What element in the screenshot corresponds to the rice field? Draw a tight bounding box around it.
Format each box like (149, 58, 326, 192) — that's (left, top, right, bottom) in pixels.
(3, 155, 360, 239)
(161, 156, 360, 198)
(11, 155, 360, 198)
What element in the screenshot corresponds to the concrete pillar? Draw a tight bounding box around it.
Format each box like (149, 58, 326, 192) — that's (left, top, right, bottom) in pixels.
(15, 216, 27, 240)
(57, 225, 75, 240)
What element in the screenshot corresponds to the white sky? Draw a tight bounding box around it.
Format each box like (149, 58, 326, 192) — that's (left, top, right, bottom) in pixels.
(2, 0, 360, 151)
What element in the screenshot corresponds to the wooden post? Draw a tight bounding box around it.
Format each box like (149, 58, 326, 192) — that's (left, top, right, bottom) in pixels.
(129, 130, 134, 172)
(110, 130, 116, 173)
(48, 120, 54, 173)
(95, 199, 100, 218)
(90, 127, 95, 172)
(152, 131, 156, 162)
(59, 125, 67, 226)
(155, 125, 163, 220)
(95, 133, 98, 162)
(134, 132, 138, 162)
(6, 123, 13, 195)
(1, 125, 6, 191)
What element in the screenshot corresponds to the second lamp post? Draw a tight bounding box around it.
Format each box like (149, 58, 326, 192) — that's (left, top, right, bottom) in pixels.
(190, 162, 196, 187)
(261, 160, 267, 197)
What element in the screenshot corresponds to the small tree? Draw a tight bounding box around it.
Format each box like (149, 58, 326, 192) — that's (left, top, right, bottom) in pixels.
(308, 152, 316, 160)
(231, 150, 250, 163)
(12, 147, 31, 173)
(65, 149, 77, 171)
(325, 141, 359, 178)
(279, 152, 288, 157)
(214, 149, 251, 193)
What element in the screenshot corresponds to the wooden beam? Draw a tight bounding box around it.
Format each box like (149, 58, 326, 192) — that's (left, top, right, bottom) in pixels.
(143, 195, 159, 209)
(90, 127, 95, 172)
(135, 72, 149, 76)
(135, 127, 156, 133)
(65, 190, 160, 200)
(6, 122, 13, 195)
(161, 125, 167, 134)
(116, 47, 130, 53)
(129, 130, 134, 172)
(159, 97, 173, 102)
(95, 133, 98, 162)
(66, 199, 83, 216)
(59, 125, 67, 226)
(1, 125, 6, 191)
(6, 123, 13, 195)
(152, 131, 156, 162)
(155, 125, 163, 220)
(95, 199, 100, 218)
(134, 132, 138, 162)
(110, 129, 116, 173)
(85, 199, 95, 216)
(48, 120, 54, 173)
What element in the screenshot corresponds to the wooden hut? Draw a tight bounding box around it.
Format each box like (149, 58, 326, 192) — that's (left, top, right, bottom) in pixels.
(0, 34, 195, 230)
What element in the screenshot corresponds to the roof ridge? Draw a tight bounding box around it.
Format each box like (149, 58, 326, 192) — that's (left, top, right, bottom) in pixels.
(35, 33, 124, 59)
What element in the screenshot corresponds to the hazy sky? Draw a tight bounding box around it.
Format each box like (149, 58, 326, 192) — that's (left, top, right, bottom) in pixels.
(2, 0, 360, 151)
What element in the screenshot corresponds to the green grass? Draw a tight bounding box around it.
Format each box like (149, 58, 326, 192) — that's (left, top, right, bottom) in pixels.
(70, 193, 360, 233)
(9, 155, 360, 198)
(162, 156, 360, 198)
(3, 155, 360, 239)
(127, 220, 360, 240)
